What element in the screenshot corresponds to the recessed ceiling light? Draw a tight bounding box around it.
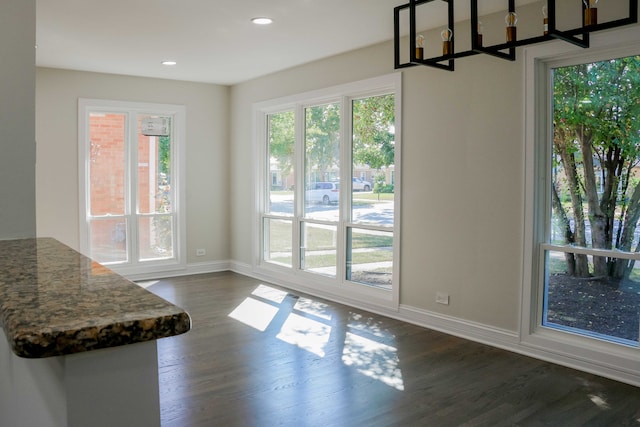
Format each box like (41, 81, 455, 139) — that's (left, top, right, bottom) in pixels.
(251, 17, 273, 25)
(161, 60, 177, 66)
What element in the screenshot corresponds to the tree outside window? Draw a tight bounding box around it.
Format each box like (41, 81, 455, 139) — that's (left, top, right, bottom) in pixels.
(547, 55, 640, 345)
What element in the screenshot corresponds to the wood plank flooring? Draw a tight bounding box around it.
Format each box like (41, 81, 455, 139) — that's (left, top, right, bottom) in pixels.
(145, 272, 640, 427)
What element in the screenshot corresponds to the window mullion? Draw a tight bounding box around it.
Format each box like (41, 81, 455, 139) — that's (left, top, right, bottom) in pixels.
(128, 112, 138, 264)
(341, 95, 353, 221)
(124, 111, 138, 264)
(338, 95, 353, 283)
(293, 104, 305, 271)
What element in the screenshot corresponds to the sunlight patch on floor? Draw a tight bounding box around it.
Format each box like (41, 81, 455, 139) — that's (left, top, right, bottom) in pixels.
(588, 393, 610, 410)
(294, 297, 332, 320)
(228, 297, 279, 332)
(135, 280, 160, 289)
(348, 312, 395, 340)
(227, 285, 405, 391)
(253, 284, 288, 304)
(276, 313, 331, 357)
(342, 332, 404, 391)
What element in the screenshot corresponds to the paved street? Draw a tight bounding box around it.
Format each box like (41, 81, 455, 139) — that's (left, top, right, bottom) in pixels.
(269, 192, 394, 226)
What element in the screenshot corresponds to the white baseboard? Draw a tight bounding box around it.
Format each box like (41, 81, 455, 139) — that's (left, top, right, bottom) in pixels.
(396, 305, 520, 349)
(229, 260, 252, 277)
(396, 305, 639, 387)
(186, 260, 231, 275)
(126, 260, 231, 281)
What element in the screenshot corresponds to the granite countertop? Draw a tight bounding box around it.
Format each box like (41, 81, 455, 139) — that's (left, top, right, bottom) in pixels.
(0, 238, 191, 358)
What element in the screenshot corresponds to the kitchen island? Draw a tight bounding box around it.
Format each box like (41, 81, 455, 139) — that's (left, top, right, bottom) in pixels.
(0, 238, 191, 427)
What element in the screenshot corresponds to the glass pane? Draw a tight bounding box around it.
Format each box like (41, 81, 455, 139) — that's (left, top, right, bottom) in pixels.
(346, 228, 393, 289)
(264, 218, 293, 267)
(267, 111, 295, 216)
(551, 57, 640, 253)
(351, 95, 395, 227)
(304, 103, 340, 222)
(301, 222, 337, 278)
(138, 215, 174, 261)
(544, 250, 640, 346)
(89, 112, 126, 216)
(138, 115, 172, 215)
(89, 218, 127, 263)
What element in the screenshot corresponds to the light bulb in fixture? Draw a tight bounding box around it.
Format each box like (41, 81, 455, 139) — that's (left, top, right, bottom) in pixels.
(543, 5, 549, 35)
(441, 28, 453, 56)
(161, 60, 177, 66)
(505, 11, 518, 42)
(583, 0, 598, 26)
(415, 34, 425, 60)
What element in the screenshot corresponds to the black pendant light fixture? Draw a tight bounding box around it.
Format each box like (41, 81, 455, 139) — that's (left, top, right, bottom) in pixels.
(394, 0, 638, 71)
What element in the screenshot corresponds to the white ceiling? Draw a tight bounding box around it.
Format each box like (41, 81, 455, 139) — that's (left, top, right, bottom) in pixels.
(35, 0, 530, 86)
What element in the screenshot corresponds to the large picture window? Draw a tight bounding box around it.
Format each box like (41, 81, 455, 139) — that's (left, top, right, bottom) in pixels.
(255, 74, 401, 308)
(544, 56, 640, 347)
(523, 33, 640, 383)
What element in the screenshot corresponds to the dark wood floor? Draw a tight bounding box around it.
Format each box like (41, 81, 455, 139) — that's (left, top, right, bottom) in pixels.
(146, 272, 640, 427)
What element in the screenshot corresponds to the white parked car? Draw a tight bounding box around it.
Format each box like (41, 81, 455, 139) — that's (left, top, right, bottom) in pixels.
(352, 177, 372, 192)
(306, 182, 339, 205)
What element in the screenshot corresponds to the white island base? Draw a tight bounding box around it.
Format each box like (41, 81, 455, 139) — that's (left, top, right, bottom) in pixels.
(0, 327, 161, 427)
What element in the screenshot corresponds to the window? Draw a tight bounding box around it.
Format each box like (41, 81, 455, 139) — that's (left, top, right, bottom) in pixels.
(544, 56, 640, 347)
(78, 99, 186, 277)
(255, 74, 401, 308)
(523, 31, 640, 382)
(302, 102, 341, 277)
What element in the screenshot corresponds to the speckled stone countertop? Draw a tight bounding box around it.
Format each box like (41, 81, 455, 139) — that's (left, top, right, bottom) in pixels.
(0, 238, 191, 358)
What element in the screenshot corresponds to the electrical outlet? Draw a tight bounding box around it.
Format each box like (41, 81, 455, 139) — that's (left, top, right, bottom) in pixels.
(196, 248, 206, 256)
(436, 292, 450, 305)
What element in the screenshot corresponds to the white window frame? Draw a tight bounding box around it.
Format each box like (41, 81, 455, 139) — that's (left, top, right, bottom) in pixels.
(522, 27, 640, 385)
(252, 73, 402, 311)
(78, 99, 187, 278)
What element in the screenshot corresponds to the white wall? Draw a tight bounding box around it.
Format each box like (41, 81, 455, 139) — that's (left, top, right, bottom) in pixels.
(0, 0, 36, 239)
(36, 68, 230, 264)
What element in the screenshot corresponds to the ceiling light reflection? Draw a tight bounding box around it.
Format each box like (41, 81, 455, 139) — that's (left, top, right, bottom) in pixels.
(251, 17, 273, 25)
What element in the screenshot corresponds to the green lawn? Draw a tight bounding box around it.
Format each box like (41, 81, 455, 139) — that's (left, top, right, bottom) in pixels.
(352, 193, 394, 202)
(271, 249, 393, 269)
(548, 252, 640, 284)
(265, 219, 393, 267)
